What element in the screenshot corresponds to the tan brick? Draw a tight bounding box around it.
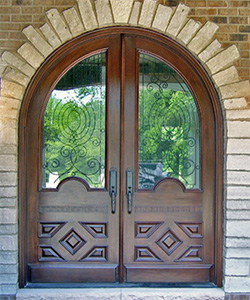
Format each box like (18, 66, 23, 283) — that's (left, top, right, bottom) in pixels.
(188, 21, 219, 54)
(0, 127, 17, 145)
(110, 0, 134, 23)
(226, 109, 250, 121)
(220, 80, 250, 99)
(177, 19, 201, 45)
(198, 39, 221, 63)
(212, 66, 240, 87)
(206, 45, 240, 74)
(17, 42, 44, 69)
(95, 0, 113, 26)
(46, 9, 72, 43)
(1, 51, 35, 77)
(0, 155, 16, 172)
(63, 7, 85, 37)
(129, 1, 142, 25)
(0, 97, 20, 110)
(3, 67, 29, 86)
(152, 4, 173, 32)
(77, 0, 98, 30)
(40, 23, 61, 49)
(224, 97, 248, 110)
(22, 25, 53, 57)
(166, 4, 190, 37)
(228, 121, 250, 138)
(227, 139, 250, 154)
(139, 0, 158, 28)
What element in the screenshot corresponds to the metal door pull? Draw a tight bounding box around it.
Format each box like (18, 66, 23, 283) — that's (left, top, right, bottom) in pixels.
(109, 168, 117, 214)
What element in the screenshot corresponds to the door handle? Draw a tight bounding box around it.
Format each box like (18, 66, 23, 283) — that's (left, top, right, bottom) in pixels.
(109, 168, 117, 214)
(126, 169, 133, 214)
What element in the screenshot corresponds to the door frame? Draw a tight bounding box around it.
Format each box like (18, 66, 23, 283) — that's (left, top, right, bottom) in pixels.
(19, 27, 224, 287)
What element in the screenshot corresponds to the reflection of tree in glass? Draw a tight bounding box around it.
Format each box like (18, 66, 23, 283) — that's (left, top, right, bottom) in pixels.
(139, 88, 199, 188)
(43, 85, 106, 188)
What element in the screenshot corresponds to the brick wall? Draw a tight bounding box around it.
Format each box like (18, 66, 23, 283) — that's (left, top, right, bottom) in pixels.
(0, 0, 250, 81)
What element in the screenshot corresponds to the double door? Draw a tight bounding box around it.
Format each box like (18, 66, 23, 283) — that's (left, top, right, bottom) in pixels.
(24, 33, 216, 285)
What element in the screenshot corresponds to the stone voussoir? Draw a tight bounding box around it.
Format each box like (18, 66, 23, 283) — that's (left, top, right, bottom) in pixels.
(129, 1, 142, 25)
(46, 8, 72, 43)
(166, 3, 190, 37)
(77, 0, 98, 31)
(3, 67, 30, 87)
(220, 80, 250, 100)
(17, 43, 44, 70)
(110, 0, 134, 24)
(63, 7, 85, 37)
(22, 25, 53, 57)
(188, 21, 219, 54)
(198, 39, 221, 63)
(177, 19, 201, 45)
(213, 66, 240, 87)
(152, 4, 173, 32)
(0, 79, 24, 100)
(139, 0, 158, 28)
(95, 0, 113, 26)
(40, 23, 61, 49)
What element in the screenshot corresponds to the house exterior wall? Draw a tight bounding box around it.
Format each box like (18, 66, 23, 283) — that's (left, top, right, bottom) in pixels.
(0, 0, 250, 299)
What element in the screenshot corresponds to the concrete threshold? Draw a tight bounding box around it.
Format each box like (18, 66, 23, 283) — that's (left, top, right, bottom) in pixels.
(16, 287, 225, 300)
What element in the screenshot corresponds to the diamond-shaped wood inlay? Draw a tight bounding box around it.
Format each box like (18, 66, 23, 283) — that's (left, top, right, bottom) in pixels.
(81, 246, 107, 262)
(156, 228, 182, 255)
(176, 245, 203, 262)
(38, 222, 66, 238)
(39, 245, 64, 261)
(176, 222, 203, 238)
(79, 222, 107, 238)
(135, 246, 162, 262)
(135, 222, 163, 238)
(59, 229, 86, 255)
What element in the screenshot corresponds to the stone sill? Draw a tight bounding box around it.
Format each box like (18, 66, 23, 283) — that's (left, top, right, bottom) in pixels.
(16, 287, 225, 300)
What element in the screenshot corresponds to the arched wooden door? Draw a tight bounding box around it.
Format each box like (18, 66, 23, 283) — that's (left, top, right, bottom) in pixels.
(19, 29, 223, 287)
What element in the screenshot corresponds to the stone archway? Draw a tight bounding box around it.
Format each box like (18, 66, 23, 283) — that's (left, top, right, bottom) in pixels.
(0, 0, 250, 294)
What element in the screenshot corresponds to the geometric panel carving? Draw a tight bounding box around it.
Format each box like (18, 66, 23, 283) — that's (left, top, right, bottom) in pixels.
(175, 245, 203, 262)
(135, 246, 162, 262)
(80, 246, 107, 262)
(59, 229, 86, 255)
(38, 222, 66, 238)
(38, 245, 64, 261)
(135, 222, 163, 238)
(176, 222, 203, 238)
(156, 228, 182, 255)
(79, 222, 107, 238)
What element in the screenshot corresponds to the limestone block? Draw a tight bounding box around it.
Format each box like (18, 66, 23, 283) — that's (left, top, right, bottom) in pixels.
(225, 248, 250, 259)
(0, 128, 17, 145)
(225, 276, 250, 293)
(1, 51, 35, 78)
(166, 4, 190, 37)
(63, 8, 85, 37)
(227, 186, 250, 199)
(206, 45, 240, 74)
(225, 259, 250, 276)
(224, 97, 247, 110)
(0, 155, 16, 171)
(3, 67, 29, 86)
(0, 274, 18, 285)
(227, 154, 250, 170)
(0, 208, 16, 224)
(228, 120, 250, 138)
(0, 199, 16, 207)
(177, 19, 201, 45)
(188, 21, 219, 54)
(139, 0, 158, 28)
(77, 0, 98, 30)
(0, 59, 7, 77)
(40, 23, 61, 49)
(0, 252, 17, 264)
(227, 139, 250, 154)
(95, 0, 113, 26)
(227, 210, 250, 220)
(226, 237, 250, 247)
(152, 5, 172, 32)
(0, 119, 16, 130)
(213, 66, 240, 87)
(22, 25, 53, 57)
(46, 9, 72, 43)
(198, 39, 221, 63)
(227, 170, 250, 185)
(0, 107, 18, 120)
(226, 109, 250, 120)
(0, 173, 17, 186)
(226, 220, 250, 237)
(0, 187, 17, 198)
(1, 284, 17, 295)
(17, 43, 44, 69)
(220, 80, 250, 99)
(0, 235, 17, 251)
(129, 1, 142, 25)
(0, 264, 17, 273)
(110, 0, 134, 23)
(0, 79, 23, 100)
(0, 97, 20, 110)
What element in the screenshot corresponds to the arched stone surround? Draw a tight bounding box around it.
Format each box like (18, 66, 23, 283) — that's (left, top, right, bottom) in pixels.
(0, 0, 250, 296)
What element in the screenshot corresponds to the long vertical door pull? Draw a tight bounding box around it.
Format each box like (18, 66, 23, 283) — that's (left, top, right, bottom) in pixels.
(126, 169, 133, 214)
(109, 168, 117, 213)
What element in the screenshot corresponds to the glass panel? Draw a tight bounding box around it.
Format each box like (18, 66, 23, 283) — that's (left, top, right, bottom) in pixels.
(42, 53, 106, 188)
(138, 53, 200, 189)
